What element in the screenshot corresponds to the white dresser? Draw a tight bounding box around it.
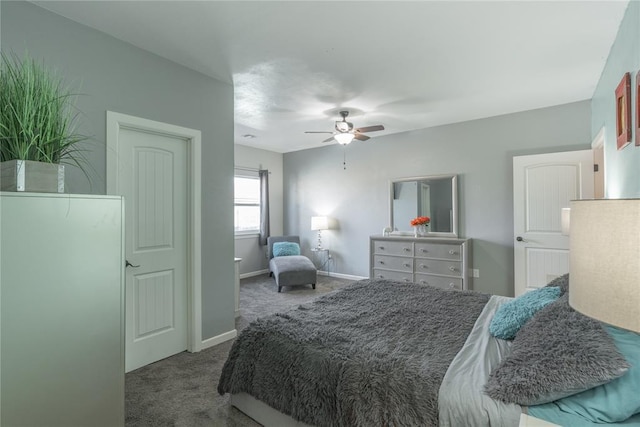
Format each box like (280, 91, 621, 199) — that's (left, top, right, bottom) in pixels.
(370, 235, 471, 290)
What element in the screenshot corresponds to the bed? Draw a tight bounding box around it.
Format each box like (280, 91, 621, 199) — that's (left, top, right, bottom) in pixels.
(218, 276, 640, 427)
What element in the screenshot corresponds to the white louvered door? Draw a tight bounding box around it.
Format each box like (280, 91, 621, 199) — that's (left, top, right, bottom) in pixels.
(513, 150, 593, 296)
(120, 128, 188, 372)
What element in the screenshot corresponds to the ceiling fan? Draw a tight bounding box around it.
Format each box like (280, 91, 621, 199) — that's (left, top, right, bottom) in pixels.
(305, 111, 385, 145)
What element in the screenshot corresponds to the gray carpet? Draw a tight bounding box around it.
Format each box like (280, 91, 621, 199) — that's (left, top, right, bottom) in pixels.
(125, 273, 355, 426)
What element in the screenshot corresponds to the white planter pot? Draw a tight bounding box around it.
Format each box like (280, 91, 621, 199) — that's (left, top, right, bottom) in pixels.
(0, 160, 64, 193)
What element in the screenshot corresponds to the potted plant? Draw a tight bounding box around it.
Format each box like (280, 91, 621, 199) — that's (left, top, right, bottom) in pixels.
(0, 52, 87, 193)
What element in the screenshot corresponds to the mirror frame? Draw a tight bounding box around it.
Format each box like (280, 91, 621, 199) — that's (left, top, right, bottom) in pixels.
(388, 174, 458, 238)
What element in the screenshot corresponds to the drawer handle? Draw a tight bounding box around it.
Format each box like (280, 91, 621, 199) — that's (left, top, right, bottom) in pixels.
(420, 264, 427, 269)
(449, 250, 456, 255)
(420, 248, 427, 253)
(377, 274, 384, 278)
(420, 280, 428, 285)
(403, 278, 410, 282)
(448, 283, 455, 289)
(379, 261, 385, 265)
(449, 266, 458, 272)
(403, 247, 411, 252)
(403, 263, 410, 268)
(378, 246, 385, 250)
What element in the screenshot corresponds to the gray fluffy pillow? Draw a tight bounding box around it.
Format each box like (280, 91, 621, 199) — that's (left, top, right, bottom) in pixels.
(544, 273, 569, 295)
(485, 294, 629, 406)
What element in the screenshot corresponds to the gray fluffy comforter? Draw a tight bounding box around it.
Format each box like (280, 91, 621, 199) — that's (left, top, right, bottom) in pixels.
(218, 279, 490, 427)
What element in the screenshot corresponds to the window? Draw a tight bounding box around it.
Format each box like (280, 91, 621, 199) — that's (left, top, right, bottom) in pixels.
(234, 176, 260, 233)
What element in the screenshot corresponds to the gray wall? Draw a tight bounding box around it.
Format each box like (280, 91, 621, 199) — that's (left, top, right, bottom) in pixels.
(1, 1, 235, 340)
(592, 1, 639, 197)
(284, 101, 592, 296)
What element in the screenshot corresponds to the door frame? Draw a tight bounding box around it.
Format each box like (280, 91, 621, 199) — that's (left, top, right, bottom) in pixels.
(592, 126, 605, 198)
(106, 111, 202, 353)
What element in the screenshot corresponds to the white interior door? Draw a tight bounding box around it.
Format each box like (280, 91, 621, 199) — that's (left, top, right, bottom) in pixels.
(120, 128, 188, 372)
(513, 150, 594, 296)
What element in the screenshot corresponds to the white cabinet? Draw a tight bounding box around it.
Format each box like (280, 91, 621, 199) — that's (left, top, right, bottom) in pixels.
(1, 192, 124, 426)
(370, 235, 471, 290)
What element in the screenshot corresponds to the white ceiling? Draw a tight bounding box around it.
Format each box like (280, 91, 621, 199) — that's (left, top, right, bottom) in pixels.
(34, 0, 629, 153)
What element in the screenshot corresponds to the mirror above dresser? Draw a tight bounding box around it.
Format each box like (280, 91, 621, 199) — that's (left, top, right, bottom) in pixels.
(389, 174, 458, 237)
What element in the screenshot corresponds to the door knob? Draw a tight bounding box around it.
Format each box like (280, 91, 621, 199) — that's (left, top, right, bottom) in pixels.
(516, 236, 524, 242)
(125, 260, 140, 268)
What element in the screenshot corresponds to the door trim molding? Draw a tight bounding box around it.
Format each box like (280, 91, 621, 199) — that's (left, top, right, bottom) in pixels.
(592, 126, 606, 198)
(106, 111, 203, 353)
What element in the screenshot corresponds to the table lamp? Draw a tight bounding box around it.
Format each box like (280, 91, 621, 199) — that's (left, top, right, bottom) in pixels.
(569, 199, 640, 332)
(311, 216, 329, 249)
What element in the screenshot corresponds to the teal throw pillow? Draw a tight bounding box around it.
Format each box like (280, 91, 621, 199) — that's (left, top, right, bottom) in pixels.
(547, 325, 640, 423)
(272, 241, 300, 257)
(490, 286, 561, 340)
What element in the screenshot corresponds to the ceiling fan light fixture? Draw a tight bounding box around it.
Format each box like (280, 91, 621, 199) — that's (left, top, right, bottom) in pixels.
(334, 133, 355, 145)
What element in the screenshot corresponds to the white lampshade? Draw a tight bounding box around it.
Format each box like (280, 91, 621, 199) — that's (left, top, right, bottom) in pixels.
(311, 216, 329, 231)
(569, 199, 640, 332)
(334, 133, 355, 145)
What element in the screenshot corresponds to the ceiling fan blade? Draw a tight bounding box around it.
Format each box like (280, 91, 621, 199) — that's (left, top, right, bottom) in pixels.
(354, 125, 385, 133)
(322, 136, 336, 143)
(354, 134, 370, 141)
(305, 131, 334, 134)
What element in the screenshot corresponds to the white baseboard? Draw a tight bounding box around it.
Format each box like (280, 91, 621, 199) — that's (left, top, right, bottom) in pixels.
(317, 270, 367, 281)
(240, 269, 365, 282)
(201, 329, 237, 350)
(239, 269, 269, 279)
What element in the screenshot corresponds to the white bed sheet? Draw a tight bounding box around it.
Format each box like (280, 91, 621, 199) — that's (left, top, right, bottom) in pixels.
(438, 294, 522, 427)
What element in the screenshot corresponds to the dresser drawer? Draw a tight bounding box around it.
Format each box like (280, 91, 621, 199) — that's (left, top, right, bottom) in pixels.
(415, 273, 462, 290)
(415, 243, 462, 261)
(372, 240, 414, 257)
(370, 236, 470, 291)
(373, 255, 413, 272)
(371, 269, 413, 283)
(415, 259, 462, 277)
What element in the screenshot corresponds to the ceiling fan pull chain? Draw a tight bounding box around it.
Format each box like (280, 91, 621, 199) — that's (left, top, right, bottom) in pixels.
(343, 146, 347, 170)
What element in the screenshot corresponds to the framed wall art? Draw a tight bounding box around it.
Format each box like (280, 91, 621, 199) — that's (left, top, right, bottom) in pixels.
(615, 72, 631, 150)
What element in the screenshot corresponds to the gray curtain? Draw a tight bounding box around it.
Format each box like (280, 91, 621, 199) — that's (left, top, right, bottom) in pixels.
(259, 169, 270, 246)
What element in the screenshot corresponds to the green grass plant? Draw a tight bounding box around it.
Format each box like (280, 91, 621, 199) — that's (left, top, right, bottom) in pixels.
(0, 52, 87, 169)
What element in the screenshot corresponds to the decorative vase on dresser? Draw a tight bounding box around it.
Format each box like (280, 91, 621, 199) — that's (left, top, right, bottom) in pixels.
(0, 192, 125, 426)
(370, 235, 471, 290)
(413, 224, 428, 237)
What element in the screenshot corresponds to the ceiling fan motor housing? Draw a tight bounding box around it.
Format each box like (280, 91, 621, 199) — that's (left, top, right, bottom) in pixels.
(335, 121, 353, 132)
(336, 110, 353, 132)
(304, 109, 383, 143)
